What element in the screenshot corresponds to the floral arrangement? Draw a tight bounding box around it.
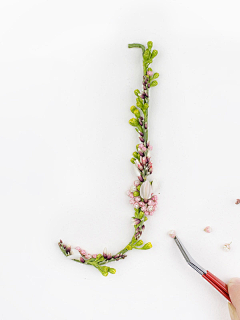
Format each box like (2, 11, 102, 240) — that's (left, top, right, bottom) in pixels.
(58, 41, 159, 276)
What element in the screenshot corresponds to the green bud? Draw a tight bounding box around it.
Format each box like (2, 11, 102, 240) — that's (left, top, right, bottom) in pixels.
(130, 158, 136, 164)
(136, 144, 139, 150)
(130, 105, 137, 113)
(143, 49, 150, 60)
(138, 211, 144, 219)
(101, 266, 109, 273)
(109, 268, 116, 274)
(133, 191, 140, 197)
(137, 185, 141, 191)
(134, 89, 140, 96)
(142, 103, 149, 110)
(135, 240, 144, 246)
(142, 242, 153, 250)
(136, 102, 141, 109)
(147, 41, 153, 50)
(102, 272, 108, 277)
(95, 254, 104, 262)
(129, 118, 139, 127)
(126, 245, 132, 250)
(133, 109, 141, 118)
(148, 68, 153, 72)
(152, 73, 159, 80)
(133, 151, 139, 159)
(151, 50, 158, 59)
(137, 125, 143, 133)
(144, 216, 148, 221)
(150, 80, 158, 87)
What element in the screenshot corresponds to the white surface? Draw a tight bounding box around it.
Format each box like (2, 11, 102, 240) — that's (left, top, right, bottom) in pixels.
(0, 0, 240, 319)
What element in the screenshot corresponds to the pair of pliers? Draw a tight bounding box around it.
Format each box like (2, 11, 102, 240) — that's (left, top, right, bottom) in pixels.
(173, 236, 231, 302)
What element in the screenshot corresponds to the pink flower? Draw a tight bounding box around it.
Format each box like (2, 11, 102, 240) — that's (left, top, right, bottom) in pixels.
(129, 193, 134, 198)
(142, 147, 147, 152)
(85, 254, 92, 259)
(141, 206, 147, 212)
(92, 254, 97, 259)
(148, 145, 153, 151)
(147, 71, 154, 76)
(147, 206, 154, 212)
(134, 203, 140, 209)
(75, 246, 81, 252)
(127, 190, 131, 197)
(134, 196, 141, 202)
(129, 199, 135, 204)
(152, 195, 158, 201)
(138, 143, 144, 149)
(148, 200, 154, 206)
(80, 249, 86, 255)
(139, 202, 145, 207)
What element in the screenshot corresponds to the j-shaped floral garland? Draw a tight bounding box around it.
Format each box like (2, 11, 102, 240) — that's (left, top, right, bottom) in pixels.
(58, 41, 159, 276)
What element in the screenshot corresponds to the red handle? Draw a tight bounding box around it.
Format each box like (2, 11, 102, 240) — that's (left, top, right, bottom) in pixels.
(202, 271, 231, 302)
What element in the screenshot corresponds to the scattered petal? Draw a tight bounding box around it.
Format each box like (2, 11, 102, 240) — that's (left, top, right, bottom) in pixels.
(168, 230, 176, 238)
(204, 226, 212, 233)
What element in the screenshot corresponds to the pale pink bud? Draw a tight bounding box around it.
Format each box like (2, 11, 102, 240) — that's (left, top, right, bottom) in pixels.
(85, 254, 92, 259)
(80, 257, 85, 263)
(138, 163, 143, 171)
(127, 190, 132, 197)
(80, 249, 86, 255)
(132, 218, 141, 225)
(142, 147, 147, 152)
(129, 193, 134, 198)
(129, 199, 135, 204)
(204, 226, 212, 233)
(138, 175, 144, 182)
(92, 254, 97, 259)
(140, 180, 153, 200)
(134, 196, 141, 202)
(134, 203, 140, 209)
(142, 157, 147, 165)
(75, 246, 81, 252)
(168, 230, 176, 238)
(148, 145, 153, 151)
(130, 185, 137, 192)
(138, 143, 144, 149)
(152, 195, 158, 201)
(134, 180, 140, 186)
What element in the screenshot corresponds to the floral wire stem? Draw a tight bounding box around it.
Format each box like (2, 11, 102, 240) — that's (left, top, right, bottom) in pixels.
(58, 41, 159, 276)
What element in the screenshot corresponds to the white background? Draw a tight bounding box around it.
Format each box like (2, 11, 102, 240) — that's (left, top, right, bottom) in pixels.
(1, 0, 240, 319)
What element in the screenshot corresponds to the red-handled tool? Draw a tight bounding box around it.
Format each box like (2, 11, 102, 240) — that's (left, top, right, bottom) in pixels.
(174, 236, 231, 302)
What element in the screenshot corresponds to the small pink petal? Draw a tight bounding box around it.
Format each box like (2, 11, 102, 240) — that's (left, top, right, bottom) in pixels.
(75, 246, 81, 252)
(129, 199, 135, 204)
(168, 230, 176, 238)
(92, 254, 97, 259)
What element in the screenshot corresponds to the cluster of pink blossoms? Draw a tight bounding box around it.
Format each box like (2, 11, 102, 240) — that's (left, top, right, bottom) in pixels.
(127, 180, 158, 216)
(74, 246, 98, 260)
(136, 142, 153, 180)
